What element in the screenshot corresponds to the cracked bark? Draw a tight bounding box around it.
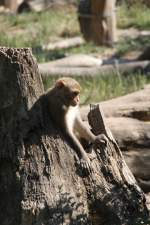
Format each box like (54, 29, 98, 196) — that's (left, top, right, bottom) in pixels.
(0, 47, 148, 225)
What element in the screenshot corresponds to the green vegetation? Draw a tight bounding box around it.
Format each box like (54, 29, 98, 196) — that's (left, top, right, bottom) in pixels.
(117, 3, 150, 30)
(43, 73, 150, 104)
(0, 2, 150, 103)
(116, 36, 150, 56)
(0, 7, 79, 48)
(0, 3, 150, 60)
(112, 3, 150, 56)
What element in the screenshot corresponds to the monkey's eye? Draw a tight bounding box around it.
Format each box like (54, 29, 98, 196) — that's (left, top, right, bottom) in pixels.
(72, 91, 79, 96)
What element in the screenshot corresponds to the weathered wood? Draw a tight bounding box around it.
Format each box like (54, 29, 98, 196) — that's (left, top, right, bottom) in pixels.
(81, 89, 150, 193)
(39, 54, 102, 68)
(39, 60, 150, 77)
(78, 0, 117, 46)
(4, 0, 17, 11)
(88, 105, 149, 223)
(42, 37, 85, 51)
(81, 84, 150, 121)
(123, 149, 150, 181)
(0, 47, 44, 225)
(0, 47, 148, 225)
(83, 116, 150, 155)
(106, 117, 150, 149)
(116, 119, 150, 192)
(83, 114, 150, 189)
(123, 149, 150, 193)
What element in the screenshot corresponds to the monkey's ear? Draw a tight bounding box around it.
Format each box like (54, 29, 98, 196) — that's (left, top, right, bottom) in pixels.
(55, 79, 65, 88)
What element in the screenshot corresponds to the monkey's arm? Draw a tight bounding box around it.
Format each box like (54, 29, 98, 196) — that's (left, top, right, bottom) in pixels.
(75, 115, 96, 142)
(75, 115, 108, 148)
(65, 129, 92, 172)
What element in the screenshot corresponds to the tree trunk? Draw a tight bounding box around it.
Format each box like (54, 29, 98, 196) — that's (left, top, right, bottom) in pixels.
(0, 47, 148, 225)
(4, 0, 17, 12)
(78, 0, 117, 46)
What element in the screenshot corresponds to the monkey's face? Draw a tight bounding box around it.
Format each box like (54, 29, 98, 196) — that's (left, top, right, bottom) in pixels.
(55, 77, 81, 107)
(69, 89, 80, 106)
(62, 86, 80, 107)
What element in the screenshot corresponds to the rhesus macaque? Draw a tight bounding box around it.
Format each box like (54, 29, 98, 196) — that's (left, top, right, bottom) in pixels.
(45, 77, 107, 172)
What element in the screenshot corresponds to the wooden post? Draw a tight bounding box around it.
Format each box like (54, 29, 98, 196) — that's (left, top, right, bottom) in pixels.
(78, 0, 117, 46)
(4, 0, 17, 12)
(102, 0, 117, 45)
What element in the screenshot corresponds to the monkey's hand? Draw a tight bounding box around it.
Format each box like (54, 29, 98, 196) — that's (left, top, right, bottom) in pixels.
(78, 152, 92, 174)
(94, 134, 108, 150)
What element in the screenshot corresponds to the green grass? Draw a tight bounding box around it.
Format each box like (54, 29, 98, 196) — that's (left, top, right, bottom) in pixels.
(0, 7, 79, 48)
(117, 3, 150, 29)
(116, 35, 150, 56)
(0, 3, 150, 102)
(0, 7, 80, 62)
(43, 73, 150, 105)
(0, 3, 150, 61)
(33, 42, 106, 63)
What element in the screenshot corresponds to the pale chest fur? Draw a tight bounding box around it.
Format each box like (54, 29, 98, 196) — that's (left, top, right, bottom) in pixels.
(65, 106, 79, 133)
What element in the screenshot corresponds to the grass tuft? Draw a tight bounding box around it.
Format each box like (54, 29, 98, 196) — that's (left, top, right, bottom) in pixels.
(43, 73, 150, 105)
(117, 3, 150, 30)
(0, 3, 150, 102)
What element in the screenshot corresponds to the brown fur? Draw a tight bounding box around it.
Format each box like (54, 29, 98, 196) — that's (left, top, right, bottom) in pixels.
(45, 77, 107, 173)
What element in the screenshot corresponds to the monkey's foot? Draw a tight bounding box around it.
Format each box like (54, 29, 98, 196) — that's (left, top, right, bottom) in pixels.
(79, 153, 93, 176)
(94, 134, 108, 150)
(80, 159, 91, 172)
(74, 153, 92, 176)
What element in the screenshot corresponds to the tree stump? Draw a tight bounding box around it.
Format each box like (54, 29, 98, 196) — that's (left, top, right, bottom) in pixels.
(0, 47, 148, 225)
